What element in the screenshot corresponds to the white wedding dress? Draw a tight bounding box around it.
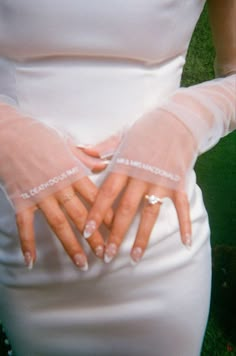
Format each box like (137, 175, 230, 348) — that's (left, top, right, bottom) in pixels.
(0, 1, 212, 355)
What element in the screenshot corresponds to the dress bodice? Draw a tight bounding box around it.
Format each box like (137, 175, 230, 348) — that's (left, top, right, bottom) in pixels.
(0, 0, 205, 61)
(0, 1, 205, 143)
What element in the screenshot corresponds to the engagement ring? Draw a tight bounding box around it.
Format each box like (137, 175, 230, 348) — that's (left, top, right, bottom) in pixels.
(144, 194, 163, 205)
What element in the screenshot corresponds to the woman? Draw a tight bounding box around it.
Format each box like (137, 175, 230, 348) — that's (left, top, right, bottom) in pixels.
(0, 0, 235, 355)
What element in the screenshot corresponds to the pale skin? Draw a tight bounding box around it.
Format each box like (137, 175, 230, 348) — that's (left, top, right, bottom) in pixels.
(16, 0, 236, 269)
(16, 149, 114, 271)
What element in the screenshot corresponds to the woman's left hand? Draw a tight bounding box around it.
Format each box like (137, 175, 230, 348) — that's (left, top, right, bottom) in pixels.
(82, 171, 192, 264)
(81, 72, 236, 264)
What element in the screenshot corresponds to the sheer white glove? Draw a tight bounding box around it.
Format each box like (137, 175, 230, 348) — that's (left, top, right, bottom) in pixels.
(0, 101, 113, 269)
(110, 74, 236, 192)
(0, 102, 90, 212)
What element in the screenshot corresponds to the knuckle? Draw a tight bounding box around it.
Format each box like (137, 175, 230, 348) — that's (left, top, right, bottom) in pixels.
(175, 193, 188, 205)
(143, 206, 158, 217)
(70, 207, 87, 225)
(177, 196, 188, 206)
(100, 185, 117, 200)
(88, 235, 102, 248)
(119, 199, 135, 215)
(88, 189, 97, 202)
(49, 212, 66, 229)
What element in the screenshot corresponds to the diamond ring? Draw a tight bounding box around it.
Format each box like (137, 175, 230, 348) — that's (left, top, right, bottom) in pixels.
(144, 194, 163, 205)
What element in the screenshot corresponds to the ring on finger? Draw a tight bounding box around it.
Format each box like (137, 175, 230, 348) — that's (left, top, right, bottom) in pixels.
(144, 194, 163, 205)
(61, 192, 76, 204)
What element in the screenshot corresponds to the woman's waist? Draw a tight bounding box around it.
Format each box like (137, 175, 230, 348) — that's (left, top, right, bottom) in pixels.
(2, 56, 185, 143)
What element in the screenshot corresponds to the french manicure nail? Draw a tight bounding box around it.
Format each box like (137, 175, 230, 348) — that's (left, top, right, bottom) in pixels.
(131, 247, 143, 265)
(99, 151, 114, 160)
(95, 245, 104, 258)
(83, 220, 96, 239)
(73, 253, 88, 271)
(104, 243, 117, 263)
(184, 234, 192, 250)
(102, 159, 111, 165)
(24, 252, 34, 270)
(76, 143, 92, 149)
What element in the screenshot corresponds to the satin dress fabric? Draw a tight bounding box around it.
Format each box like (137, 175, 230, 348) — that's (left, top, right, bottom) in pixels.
(0, 1, 212, 355)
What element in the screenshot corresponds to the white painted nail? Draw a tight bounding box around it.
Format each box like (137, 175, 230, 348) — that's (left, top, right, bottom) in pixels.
(83, 220, 97, 239)
(104, 253, 113, 264)
(79, 262, 89, 272)
(95, 245, 104, 258)
(76, 143, 92, 149)
(104, 243, 117, 264)
(101, 159, 111, 165)
(73, 253, 88, 271)
(99, 151, 114, 160)
(24, 252, 33, 270)
(131, 247, 143, 265)
(184, 234, 192, 250)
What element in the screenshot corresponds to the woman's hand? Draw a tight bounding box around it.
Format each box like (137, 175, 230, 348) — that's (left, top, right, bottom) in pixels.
(17, 146, 113, 271)
(81, 109, 195, 265)
(82, 172, 191, 264)
(0, 102, 112, 270)
(17, 172, 112, 271)
(81, 107, 196, 265)
(83, 73, 236, 265)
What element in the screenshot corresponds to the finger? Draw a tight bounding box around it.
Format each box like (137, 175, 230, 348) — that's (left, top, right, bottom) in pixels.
(58, 188, 105, 259)
(38, 197, 88, 271)
(73, 177, 114, 226)
(104, 179, 147, 263)
(130, 193, 162, 264)
(77, 133, 122, 159)
(174, 192, 192, 247)
(83, 173, 128, 239)
(16, 207, 36, 269)
(70, 146, 109, 172)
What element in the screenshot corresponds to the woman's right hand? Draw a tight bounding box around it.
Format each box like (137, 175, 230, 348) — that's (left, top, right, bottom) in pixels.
(0, 102, 112, 270)
(16, 173, 112, 271)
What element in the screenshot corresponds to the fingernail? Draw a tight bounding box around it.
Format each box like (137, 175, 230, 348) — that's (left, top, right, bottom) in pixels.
(99, 151, 114, 160)
(102, 159, 111, 165)
(83, 220, 96, 239)
(95, 245, 104, 258)
(73, 253, 88, 271)
(184, 234, 192, 250)
(104, 243, 117, 263)
(130, 247, 143, 265)
(76, 143, 92, 149)
(24, 252, 34, 270)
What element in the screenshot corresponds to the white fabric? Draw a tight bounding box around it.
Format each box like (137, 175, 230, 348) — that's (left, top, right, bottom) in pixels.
(0, 1, 213, 355)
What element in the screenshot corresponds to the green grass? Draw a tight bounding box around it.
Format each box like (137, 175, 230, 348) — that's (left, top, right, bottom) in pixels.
(182, 4, 236, 356)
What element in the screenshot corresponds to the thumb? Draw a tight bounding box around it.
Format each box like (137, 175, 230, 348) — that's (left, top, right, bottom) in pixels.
(71, 146, 110, 173)
(77, 132, 123, 159)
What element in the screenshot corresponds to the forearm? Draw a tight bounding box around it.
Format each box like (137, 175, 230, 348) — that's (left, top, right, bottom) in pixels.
(208, 0, 236, 76)
(164, 74, 236, 155)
